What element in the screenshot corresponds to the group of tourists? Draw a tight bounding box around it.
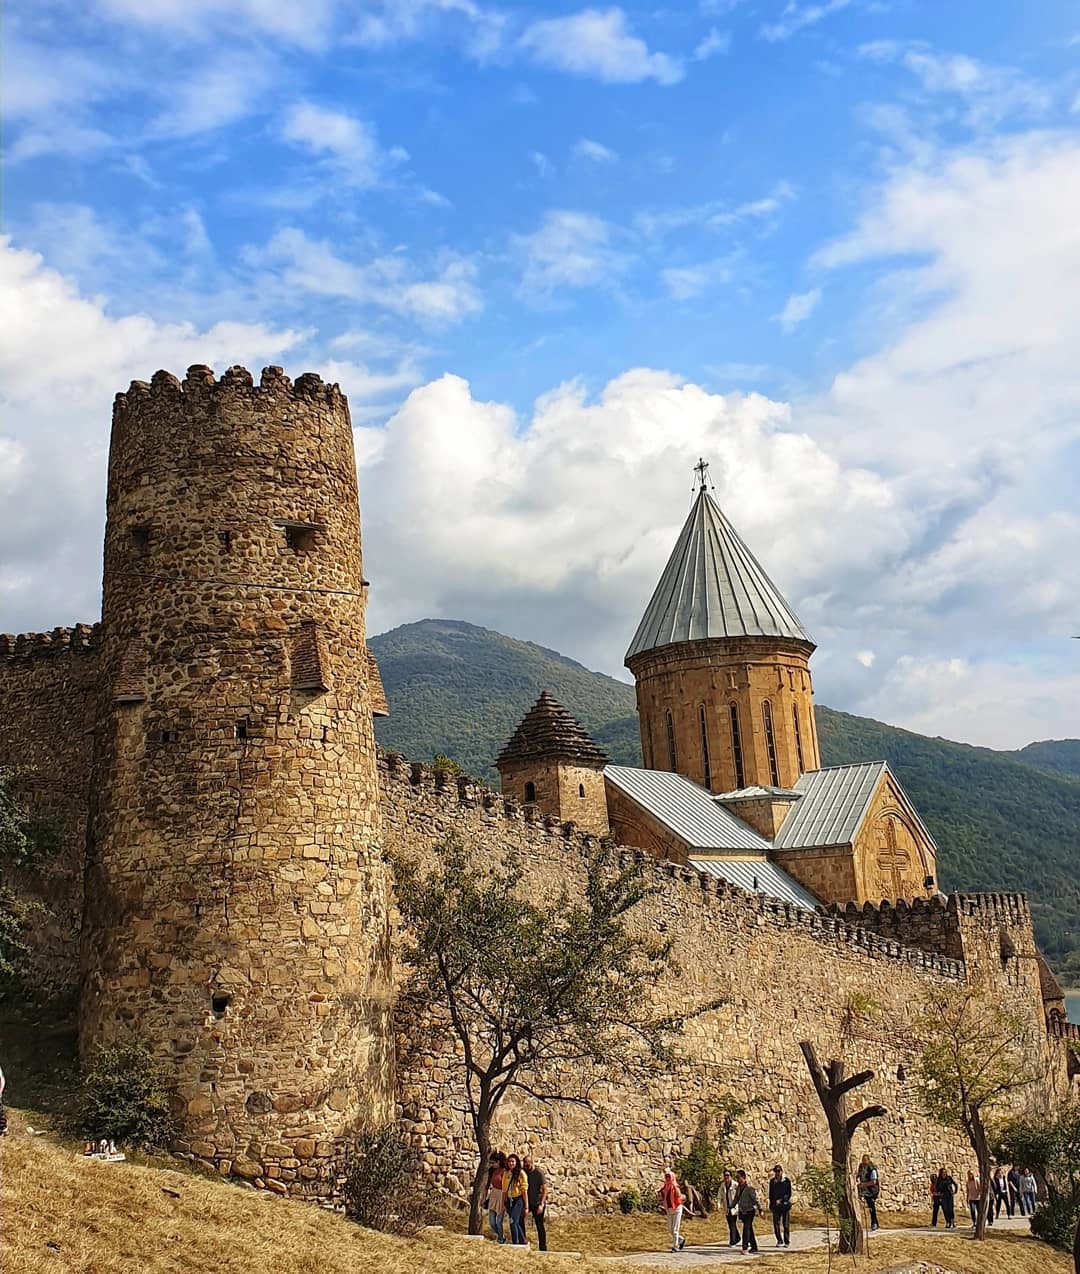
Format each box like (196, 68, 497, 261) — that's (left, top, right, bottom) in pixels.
(661, 1165, 793, 1255)
(483, 1151, 548, 1250)
(930, 1164, 1039, 1228)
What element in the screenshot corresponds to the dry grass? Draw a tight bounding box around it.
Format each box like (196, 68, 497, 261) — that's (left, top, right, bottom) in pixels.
(0, 1112, 1072, 1274)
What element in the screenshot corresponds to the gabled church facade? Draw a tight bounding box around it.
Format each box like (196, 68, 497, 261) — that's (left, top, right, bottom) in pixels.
(498, 464, 940, 912)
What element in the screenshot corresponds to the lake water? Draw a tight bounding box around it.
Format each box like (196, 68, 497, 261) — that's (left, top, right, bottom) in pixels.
(1067, 991, 1080, 1025)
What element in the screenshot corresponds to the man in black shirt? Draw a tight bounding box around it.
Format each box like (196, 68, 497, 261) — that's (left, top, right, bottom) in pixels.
(523, 1155, 547, 1251)
(768, 1165, 792, 1246)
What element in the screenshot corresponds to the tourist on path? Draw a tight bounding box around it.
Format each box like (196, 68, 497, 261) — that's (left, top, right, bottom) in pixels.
(734, 1170, 762, 1254)
(991, 1167, 1010, 1219)
(965, 1171, 985, 1228)
(485, 1151, 507, 1243)
(857, 1154, 880, 1231)
(1020, 1168, 1038, 1216)
(721, 1170, 740, 1246)
(659, 1170, 686, 1253)
(931, 1167, 957, 1229)
(505, 1154, 529, 1245)
(523, 1155, 548, 1252)
(1006, 1165, 1022, 1216)
(768, 1165, 792, 1247)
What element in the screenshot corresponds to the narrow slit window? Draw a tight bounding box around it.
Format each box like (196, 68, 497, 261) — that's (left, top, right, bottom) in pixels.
(665, 709, 677, 772)
(235, 721, 249, 740)
(793, 703, 805, 773)
(219, 529, 233, 553)
(157, 728, 179, 744)
(729, 703, 745, 789)
(699, 705, 712, 790)
(763, 700, 780, 786)
(129, 525, 150, 556)
(578, 783, 585, 798)
(524, 781, 536, 803)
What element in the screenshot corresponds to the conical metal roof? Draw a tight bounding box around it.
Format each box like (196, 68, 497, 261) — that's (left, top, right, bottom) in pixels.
(625, 482, 813, 662)
(495, 691, 608, 768)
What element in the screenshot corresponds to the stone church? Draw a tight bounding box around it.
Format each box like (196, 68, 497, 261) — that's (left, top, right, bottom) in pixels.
(497, 465, 939, 914)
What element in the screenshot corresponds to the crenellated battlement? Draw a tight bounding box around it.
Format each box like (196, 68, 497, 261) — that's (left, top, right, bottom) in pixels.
(114, 365, 346, 417)
(377, 749, 966, 979)
(0, 624, 101, 661)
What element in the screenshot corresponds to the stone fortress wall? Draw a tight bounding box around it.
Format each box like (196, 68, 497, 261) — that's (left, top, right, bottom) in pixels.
(381, 755, 1076, 1213)
(0, 626, 101, 997)
(0, 363, 1073, 1210)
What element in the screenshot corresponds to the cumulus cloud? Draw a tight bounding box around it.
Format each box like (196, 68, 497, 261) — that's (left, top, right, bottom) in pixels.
(280, 102, 408, 187)
(694, 28, 731, 60)
(519, 8, 683, 85)
(351, 0, 505, 58)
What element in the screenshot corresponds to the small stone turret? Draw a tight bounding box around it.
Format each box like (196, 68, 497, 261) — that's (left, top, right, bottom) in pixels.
(80, 365, 393, 1191)
(495, 691, 610, 835)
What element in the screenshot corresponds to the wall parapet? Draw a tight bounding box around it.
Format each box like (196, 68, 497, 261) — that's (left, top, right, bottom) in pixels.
(0, 624, 101, 661)
(1048, 1016, 1080, 1042)
(378, 749, 966, 980)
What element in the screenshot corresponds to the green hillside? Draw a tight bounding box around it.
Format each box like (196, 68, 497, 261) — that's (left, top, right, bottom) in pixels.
(370, 619, 1080, 977)
(1006, 739, 1080, 778)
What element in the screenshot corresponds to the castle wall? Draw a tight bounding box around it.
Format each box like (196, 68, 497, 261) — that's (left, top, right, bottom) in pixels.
(0, 626, 101, 998)
(628, 638, 820, 794)
(80, 365, 394, 1193)
(381, 757, 1072, 1214)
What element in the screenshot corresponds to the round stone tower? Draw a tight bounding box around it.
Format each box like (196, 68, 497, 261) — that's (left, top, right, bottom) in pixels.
(80, 364, 392, 1191)
(626, 464, 820, 793)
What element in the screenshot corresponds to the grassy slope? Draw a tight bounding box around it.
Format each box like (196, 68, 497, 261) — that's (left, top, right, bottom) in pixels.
(370, 619, 1080, 972)
(2, 1113, 1069, 1274)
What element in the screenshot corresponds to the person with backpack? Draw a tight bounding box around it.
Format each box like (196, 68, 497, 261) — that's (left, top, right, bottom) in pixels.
(768, 1165, 792, 1247)
(659, 1169, 686, 1252)
(857, 1154, 880, 1231)
(734, 1170, 762, 1254)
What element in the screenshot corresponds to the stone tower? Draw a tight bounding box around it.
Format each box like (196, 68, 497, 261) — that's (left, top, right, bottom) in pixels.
(495, 691, 610, 836)
(80, 364, 393, 1191)
(625, 463, 820, 793)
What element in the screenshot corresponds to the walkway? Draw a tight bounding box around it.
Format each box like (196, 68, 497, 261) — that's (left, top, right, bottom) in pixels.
(606, 1214, 1031, 1267)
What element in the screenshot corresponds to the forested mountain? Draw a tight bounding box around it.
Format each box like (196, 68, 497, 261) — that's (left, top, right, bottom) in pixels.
(370, 619, 1080, 978)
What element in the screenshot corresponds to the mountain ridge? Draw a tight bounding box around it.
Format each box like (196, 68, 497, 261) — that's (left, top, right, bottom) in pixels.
(370, 618, 1080, 978)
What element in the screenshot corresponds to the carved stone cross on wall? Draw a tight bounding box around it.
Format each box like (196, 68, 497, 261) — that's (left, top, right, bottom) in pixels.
(876, 817, 911, 899)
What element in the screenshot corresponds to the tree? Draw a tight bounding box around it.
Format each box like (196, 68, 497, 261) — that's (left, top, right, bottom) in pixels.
(914, 982, 1041, 1240)
(995, 1101, 1080, 1258)
(799, 1041, 887, 1255)
(391, 836, 722, 1234)
(675, 1095, 760, 1212)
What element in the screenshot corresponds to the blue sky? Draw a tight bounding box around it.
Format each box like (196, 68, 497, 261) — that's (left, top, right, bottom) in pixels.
(3, 0, 1080, 748)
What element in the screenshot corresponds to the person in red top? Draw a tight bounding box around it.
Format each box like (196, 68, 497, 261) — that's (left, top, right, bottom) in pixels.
(659, 1170, 686, 1252)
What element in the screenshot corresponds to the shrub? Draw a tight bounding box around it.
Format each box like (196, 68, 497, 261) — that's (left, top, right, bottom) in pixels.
(342, 1125, 444, 1236)
(78, 1044, 176, 1149)
(674, 1133, 725, 1212)
(1031, 1197, 1080, 1252)
(617, 1186, 642, 1214)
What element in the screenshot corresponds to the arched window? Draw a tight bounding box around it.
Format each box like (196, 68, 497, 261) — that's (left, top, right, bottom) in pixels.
(578, 783, 585, 798)
(763, 700, 780, 786)
(699, 705, 712, 790)
(524, 781, 536, 803)
(729, 703, 745, 789)
(665, 709, 677, 771)
(793, 703, 805, 773)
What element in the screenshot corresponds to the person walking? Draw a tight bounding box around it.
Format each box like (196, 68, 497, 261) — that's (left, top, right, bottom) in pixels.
(1020, 1167, 1037, 1216)
(991, 1168, 1010, 1220)
(505, 1154, 529, 1245)
(936, 1168, 957, 1229)
(1006, 1165, 1022, 1217)
(659, 1170, 686, 1253)
(857, 1154, 880, 1231)
(734, 1170, 762, 1254)
(485, 1151, 508, 1243)
(721, 1170, 740, 1246)
(768, 1165, 792, 1247)
(965, 1171, 982, 1228)
(522, 1155, 547, 1253)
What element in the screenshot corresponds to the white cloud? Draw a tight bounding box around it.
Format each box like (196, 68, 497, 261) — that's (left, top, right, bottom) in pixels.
(694, 28, 731, 60)
(661, 257, 736, 300)
(760, 0, 852, 43)
(280, 102, 408, 186)
(855, 650, 875, 667)
(95, 0, 341, 50)
(519, 8, 683, 85)
(257, 228, 482, 323)
(351, 0, 505, 58)
(530, 151, 554, 178)
(150, 53, 278, 137)
(573, 137, 618, 164)
(514, 211, 628, 296)
(775, 287, 821, 329)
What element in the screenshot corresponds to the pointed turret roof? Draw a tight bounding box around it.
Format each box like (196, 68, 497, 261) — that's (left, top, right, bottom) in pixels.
(625, 470, 813, 662)
(495, 691, 608, 769)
